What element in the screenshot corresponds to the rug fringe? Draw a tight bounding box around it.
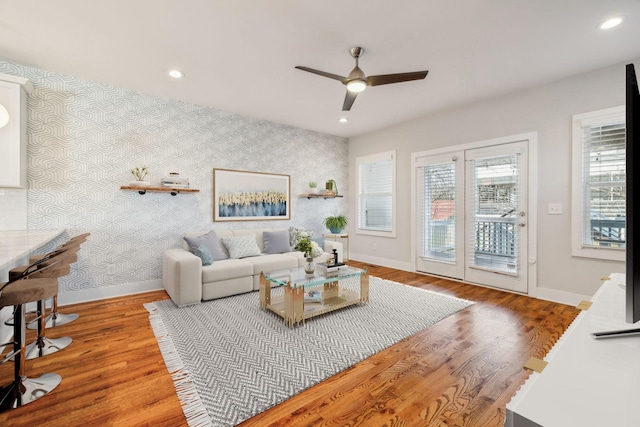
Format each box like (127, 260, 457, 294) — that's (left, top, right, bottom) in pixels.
(145, 302, 213, 427)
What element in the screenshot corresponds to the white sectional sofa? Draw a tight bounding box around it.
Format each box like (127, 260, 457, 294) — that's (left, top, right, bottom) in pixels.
(162, 227, 343, 306)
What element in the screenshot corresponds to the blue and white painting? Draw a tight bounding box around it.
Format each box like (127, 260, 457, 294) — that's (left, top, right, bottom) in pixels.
(213, 169, 290, 221)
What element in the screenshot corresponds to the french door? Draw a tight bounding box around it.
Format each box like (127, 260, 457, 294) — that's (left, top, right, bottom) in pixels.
(415, 152, 465, 279)
(415, 140, 529, 293)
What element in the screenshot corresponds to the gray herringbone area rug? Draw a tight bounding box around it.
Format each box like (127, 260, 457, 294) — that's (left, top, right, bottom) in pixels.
(145, 277, 473, 427)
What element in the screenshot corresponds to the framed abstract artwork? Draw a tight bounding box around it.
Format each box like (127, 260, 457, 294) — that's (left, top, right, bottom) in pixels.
(213, 168, 290, 221)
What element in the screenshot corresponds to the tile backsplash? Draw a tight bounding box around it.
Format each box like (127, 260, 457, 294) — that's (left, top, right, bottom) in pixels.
(0, 188, 27, 230)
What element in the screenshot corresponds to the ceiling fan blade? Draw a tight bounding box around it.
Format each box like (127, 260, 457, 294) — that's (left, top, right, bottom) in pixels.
(295, 66, 348, 84)
(342, 91, 358, 111)
(367, 70, 429, 87)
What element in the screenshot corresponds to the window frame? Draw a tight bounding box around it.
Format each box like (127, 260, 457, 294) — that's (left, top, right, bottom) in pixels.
(356, 150, 397, 237)
(571, 105, 625, 261)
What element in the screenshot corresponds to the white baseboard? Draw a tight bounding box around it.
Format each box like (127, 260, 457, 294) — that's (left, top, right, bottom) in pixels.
(533, 287, 591, 307)
(351, 253, 589, 307)
(349, 252, 413, 272)
(58, 279, 163, 306)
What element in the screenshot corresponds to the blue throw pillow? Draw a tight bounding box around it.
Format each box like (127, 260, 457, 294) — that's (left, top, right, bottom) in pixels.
(194, 245, 213, 266)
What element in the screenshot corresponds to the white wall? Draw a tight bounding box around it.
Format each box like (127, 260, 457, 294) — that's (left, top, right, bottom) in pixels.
(349, 58, 640, 300)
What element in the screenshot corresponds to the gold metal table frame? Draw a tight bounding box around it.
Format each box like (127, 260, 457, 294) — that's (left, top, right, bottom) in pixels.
(259, 267, 369, 327)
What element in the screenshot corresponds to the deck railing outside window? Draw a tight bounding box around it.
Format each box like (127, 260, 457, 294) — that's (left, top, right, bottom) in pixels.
(590, 217, 626, 247)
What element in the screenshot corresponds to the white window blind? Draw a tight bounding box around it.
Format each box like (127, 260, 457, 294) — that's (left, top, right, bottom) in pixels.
(467, 154, 520, 274)
(420, 161, 456, 261)
(571, 106, 626, 261)
(582, 121, 626, 247)
(357, 151, 396, 236)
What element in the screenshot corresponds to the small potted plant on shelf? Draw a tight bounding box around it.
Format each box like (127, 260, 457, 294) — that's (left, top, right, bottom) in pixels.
(325, 179, 338, 196)
(323, 214, 348, 234)
(308, 181, 318, 195)
(129, 166, 150, 187)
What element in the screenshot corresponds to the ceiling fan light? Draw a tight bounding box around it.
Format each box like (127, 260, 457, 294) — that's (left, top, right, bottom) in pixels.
(600, 16, 623, 30)
(347, 79, 367, 93)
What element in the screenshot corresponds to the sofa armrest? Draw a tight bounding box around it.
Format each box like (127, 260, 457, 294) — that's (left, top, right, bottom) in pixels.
(323, 240, 343, 263)
(162, 248, 203, 306)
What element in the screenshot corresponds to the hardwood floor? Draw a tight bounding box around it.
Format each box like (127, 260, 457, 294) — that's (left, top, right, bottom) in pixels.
(0, 262, 579, 426)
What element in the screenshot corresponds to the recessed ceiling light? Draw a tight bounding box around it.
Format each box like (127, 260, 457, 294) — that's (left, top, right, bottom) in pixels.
(600, 16, 623, 30)
(168, 69, 184, 78)
(339, 117, 348, 123)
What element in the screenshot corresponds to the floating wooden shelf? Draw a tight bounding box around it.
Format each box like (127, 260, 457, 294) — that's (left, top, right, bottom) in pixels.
(299, 194, 343, 199)
(120, 186, 200, 196)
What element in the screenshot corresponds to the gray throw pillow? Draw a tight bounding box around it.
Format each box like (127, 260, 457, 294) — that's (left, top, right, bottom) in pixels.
(263, 230, 291, 254)
(184, 230, 229, 261)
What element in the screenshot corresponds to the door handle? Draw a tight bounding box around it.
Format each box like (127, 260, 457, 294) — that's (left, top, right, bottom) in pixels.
(518, 223, 526, 227)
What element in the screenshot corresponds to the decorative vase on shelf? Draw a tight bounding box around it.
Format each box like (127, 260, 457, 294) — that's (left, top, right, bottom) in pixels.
(325, 179, 338, 196)
(129, 166, 150, 187)
(304, 256, 315, 274)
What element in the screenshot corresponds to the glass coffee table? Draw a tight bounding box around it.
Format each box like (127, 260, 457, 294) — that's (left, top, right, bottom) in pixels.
(259, 266, 369, 327)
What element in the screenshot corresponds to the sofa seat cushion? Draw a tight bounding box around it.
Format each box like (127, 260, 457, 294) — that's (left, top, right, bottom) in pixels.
(244, 254, 299, 275)
(202, 277, 253, 301)
(202, 258, 254, 283)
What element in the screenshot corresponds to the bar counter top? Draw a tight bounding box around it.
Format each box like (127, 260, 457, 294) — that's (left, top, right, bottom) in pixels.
(0, 229, 66, 273)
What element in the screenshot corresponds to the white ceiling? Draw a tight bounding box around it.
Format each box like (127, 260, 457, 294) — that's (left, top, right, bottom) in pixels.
(1, 0, 639, 138)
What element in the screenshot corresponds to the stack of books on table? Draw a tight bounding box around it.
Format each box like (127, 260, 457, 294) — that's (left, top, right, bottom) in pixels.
(316, 262, 348, 276)
(304, 290, 322, 303)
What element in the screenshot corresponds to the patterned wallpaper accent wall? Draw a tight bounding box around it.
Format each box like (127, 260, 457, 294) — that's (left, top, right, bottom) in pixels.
(0, 61, 348, 297)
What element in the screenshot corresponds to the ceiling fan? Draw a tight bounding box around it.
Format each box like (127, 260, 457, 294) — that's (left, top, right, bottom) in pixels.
(295, 46, 429, 111)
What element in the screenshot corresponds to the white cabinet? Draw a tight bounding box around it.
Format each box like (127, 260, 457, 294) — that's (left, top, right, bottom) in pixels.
(0, 73, 33, 188)
(505, 273, 640, 427)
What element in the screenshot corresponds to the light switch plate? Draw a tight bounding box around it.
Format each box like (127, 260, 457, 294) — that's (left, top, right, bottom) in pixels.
(548, 203, 562, 215)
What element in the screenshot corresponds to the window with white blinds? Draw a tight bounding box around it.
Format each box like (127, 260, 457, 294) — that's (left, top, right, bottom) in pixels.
(419, 161, 456, 261)
(571, 106, 626, 261)
(356, 151, 396, 237)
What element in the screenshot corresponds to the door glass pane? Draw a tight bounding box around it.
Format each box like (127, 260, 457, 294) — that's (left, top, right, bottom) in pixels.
(469, 154, 519, 273)
(421, 162, 456, 261)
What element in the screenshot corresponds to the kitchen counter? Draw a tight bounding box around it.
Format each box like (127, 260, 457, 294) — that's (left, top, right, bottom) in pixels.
(0, 229, 66, 274)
